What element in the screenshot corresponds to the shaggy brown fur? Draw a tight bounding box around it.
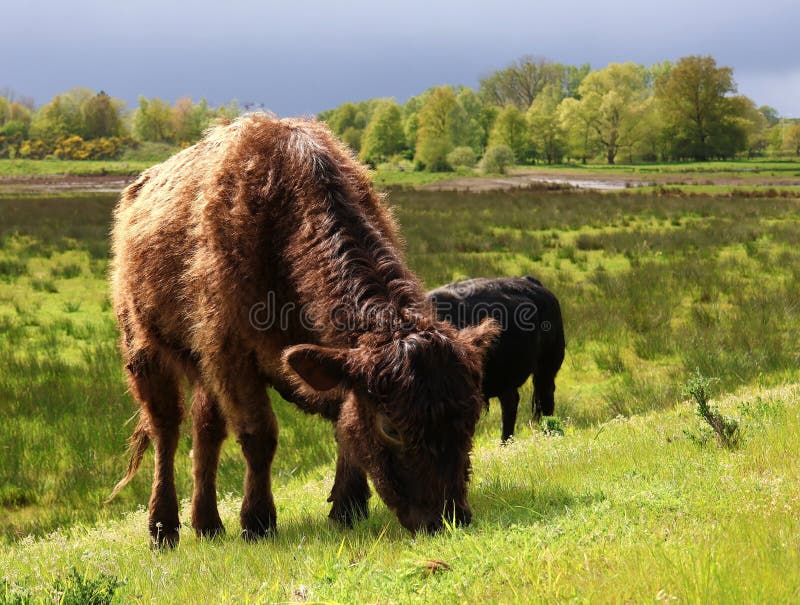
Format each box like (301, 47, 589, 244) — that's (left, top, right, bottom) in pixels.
(109, 114, 497, 546)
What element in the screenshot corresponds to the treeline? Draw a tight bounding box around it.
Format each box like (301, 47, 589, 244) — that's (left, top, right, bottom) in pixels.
(319, 55, 800, 171)
(0, 88, 238, 160)
(3, 55, 799, 167)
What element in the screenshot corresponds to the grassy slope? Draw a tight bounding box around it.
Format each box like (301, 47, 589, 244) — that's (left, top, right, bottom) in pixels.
(2, 190, 800, 602)
(0, 159, 155, 177)
(3, 157, 799, 184)
(2, 384, 799, 603)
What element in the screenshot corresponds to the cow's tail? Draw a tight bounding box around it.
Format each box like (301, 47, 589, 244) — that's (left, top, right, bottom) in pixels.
(105, 416, 150, 503)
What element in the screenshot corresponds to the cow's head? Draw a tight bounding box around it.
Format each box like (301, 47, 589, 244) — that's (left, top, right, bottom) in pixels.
(282, 318, 497, 532)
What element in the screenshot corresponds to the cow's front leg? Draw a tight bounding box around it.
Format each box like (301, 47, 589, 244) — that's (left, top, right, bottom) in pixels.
(328, 435, 370, 527)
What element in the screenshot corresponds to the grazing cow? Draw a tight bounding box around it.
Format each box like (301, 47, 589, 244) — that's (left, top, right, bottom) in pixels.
(107, 114, 497, 547)
(428, 276, 565, 442)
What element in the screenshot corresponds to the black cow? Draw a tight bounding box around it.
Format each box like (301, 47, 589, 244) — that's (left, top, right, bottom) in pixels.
(428, 276, 565, 442)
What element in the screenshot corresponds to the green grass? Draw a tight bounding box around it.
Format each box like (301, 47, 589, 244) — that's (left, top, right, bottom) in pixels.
(513, 159, 800, 177)
(2, 188, 800, 601)
(0, 159, 155, 177)
(6, 157, 798, 187)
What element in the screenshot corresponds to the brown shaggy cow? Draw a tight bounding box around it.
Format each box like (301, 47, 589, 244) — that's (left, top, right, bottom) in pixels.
(108, 114, 497, 546)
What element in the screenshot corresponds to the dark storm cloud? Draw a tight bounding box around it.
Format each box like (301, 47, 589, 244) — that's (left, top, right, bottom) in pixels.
(3, 0, 799, 116)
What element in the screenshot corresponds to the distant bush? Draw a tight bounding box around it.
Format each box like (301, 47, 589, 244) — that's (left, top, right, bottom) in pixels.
(376, 154, 415, 172)
(416, 136, 452, 171)
(53, 136, 133, 160)
(120, 141, 176, 162)
(447, 146, 477, 168)
(17, 139, 53, 159)
(479, 144, 514, 174)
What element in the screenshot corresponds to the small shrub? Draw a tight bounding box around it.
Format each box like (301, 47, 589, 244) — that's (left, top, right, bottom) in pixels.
(593, 346, 626, 374)
(30, 277, 58, 293)
(683, 369, 740, 448)
(63, 301, 82, 313)
(556, 245, 576, 262)
(51, 263, 82, 279)
(446, 146, 477, 169)
(575, 233, 604, 251)
(540, 416, 564, 436)
(0, 259, 27, 280)
(479, 145, 514, 174)
(51, 569, 121, 605)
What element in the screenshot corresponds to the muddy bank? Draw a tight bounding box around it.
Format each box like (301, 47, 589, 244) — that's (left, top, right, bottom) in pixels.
(422, 169, 800, 192)
(0, 174, 137, 194)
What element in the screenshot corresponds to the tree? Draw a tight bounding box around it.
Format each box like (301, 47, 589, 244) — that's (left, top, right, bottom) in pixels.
(0, 97, 32, 127)
(558, 97, 597, 163)
(132, 96, 175, 142)
(561, 62, 652, 164)
(729, 96, 769, 158)
(450, 88, 488, 152)
(479, 55, 564, 109)
(81, 91, 125, 139)
(172, 97, 219, 144)
(758, 105, 780, 127)
(415, 86, 458, 170)
(784, 123, 800, 157)
(30, 88, 93, 140)
(565, 64, 592, 99)
(527, 85, 566, 164)
(359, 100, 406, 165)
(656, 55, 740, 160)
(488, 104, 530, 163)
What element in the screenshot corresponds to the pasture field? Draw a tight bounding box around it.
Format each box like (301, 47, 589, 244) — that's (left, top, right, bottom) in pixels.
(3, 158, 800, 190)
(1, 188, 800, 602)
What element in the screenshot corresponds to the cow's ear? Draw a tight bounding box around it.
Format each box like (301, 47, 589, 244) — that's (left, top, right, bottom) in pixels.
(458, 317, 500, 356)
(282, 344, 350, 397)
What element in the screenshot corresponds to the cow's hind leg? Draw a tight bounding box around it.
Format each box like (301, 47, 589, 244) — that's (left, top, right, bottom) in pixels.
(328, 435, 370, 527)
(499, 388, 520, 444)
(191, 385, 227, 538)
(126, 350, 183, 548)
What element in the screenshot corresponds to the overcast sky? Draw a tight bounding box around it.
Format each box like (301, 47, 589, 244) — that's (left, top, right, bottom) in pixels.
(3, 0, 799, 117)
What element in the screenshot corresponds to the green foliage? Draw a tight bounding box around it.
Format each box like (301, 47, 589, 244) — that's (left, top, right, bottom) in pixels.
(132, 96, 174, 143)
(80, 92, 124, 139)
(479, 144, 514, 174)
(446, 146, 477, 168)
(527, 84, 566, 164)
(656, 55, 744, 160)
(539, 415, 564, 436)
(415, 86, 458, 170)
(566, 62, 652, 164)
(359, 100, 406, 165)
(683, 369, 740, 448)
(488, 105, 530, 162)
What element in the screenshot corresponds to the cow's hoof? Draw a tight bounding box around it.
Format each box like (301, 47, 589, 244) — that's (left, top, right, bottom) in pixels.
(240, 508, 276, 541)
(149, 521, 180, 549)
(194, 520, 225, 539)
(329, 500, 369, 527)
